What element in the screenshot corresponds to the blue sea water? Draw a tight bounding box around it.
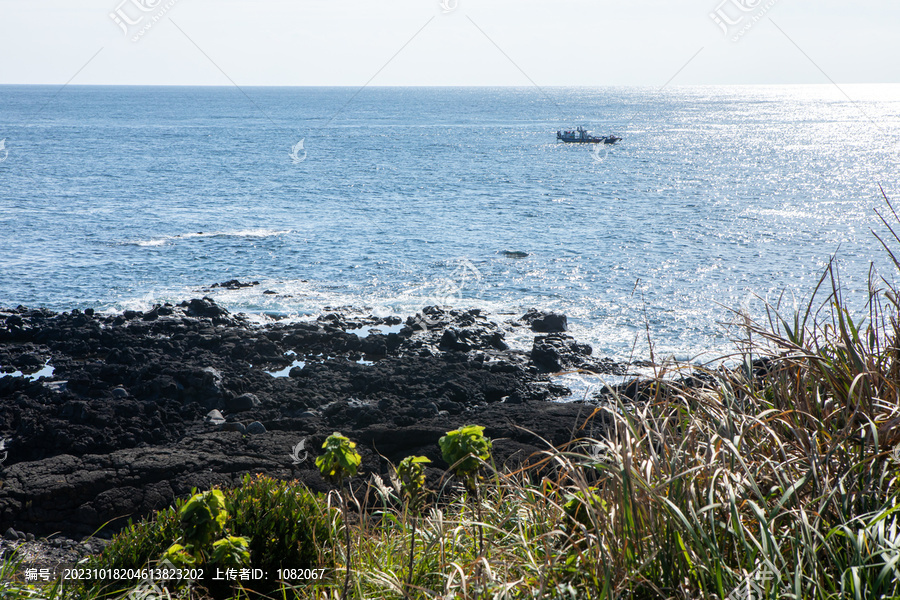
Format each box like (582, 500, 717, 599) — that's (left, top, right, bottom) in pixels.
(0, 85, 898, 362)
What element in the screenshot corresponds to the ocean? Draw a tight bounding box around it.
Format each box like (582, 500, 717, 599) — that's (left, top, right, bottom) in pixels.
(1, 84, 898, 362)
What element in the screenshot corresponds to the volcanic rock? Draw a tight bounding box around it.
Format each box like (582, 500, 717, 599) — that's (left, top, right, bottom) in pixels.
(521, 309, 568, 333)
(246, 421, 267, 435)
(226, 393, 260, 412)
(0, 300, 631, 539)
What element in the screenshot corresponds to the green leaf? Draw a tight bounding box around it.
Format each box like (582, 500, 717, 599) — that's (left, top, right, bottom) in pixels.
(211, 536, 251, 568)
(315, 432, 362, 483)
(438, 425, 492, 482)
(396, 455, 431, 509)
(179, 489, 228, 547)
(161, 543, 197, 567)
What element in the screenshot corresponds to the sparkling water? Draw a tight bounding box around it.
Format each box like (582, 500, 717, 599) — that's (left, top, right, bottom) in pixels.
(1, 84, 898, 362)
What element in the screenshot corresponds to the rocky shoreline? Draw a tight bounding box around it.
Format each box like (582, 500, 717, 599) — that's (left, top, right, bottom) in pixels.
(0, 295, 635, 569)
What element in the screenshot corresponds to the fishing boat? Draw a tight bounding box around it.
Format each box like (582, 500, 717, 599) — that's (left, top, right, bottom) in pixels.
(557, 127, 621, 144)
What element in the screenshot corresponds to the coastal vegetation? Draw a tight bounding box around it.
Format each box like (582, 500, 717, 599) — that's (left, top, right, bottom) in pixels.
(3, 198, 900, 599)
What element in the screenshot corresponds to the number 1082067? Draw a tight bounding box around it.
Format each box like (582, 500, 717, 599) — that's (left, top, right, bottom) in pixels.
(277, 568, 327, 581)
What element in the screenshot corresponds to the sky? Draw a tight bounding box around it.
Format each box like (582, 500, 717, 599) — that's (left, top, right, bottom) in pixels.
(0, 0, 898, 87)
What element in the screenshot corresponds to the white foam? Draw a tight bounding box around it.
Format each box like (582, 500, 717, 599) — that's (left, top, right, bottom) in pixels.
(131, 229, 293, 247)
(550, 371, 635, 403)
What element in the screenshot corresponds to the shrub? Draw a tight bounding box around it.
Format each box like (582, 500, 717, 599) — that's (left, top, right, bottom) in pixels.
(79, 476, 335, 596)
(227, 474, 334, 572)
(438, 425, 492, 491)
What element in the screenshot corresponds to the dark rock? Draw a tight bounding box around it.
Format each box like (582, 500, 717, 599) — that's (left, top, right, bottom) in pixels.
(225, 393, 260, 412)
(487, 331, 508, 350)
(0, 302, 630, 539)
(210, 280, 260, 290)
(220, 422, 247, 434)
(4, 528, 18, 540)
(246, 422, 266, 435)
(521, 309, 567, 333)
(12, 354, 42, 370)
(183, 297, 227, 318)
(531, 334, 590, 372)
(439, 329, 471, 352)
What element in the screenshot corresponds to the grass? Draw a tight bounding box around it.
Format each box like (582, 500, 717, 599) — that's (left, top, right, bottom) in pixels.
(4, 199, 900, 599)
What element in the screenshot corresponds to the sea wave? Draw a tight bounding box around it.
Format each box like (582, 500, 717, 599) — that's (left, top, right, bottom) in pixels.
(129, 229, 293, 247)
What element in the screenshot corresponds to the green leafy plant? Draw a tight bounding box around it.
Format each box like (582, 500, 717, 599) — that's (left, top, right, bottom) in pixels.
(562, 487, 606, 533)
(179, 489, 228, 547)
(438, 425, 492, 491)
(75, 476, 334, 599)
(395, 455, 431, 590)
(440, 425, 493, 555)
(316, 432, 362, 599)
(210, 536, 251, 569)
(160, 542, 197, 568)
(159, 488, 251, 583)
(227, 474, 334, 573)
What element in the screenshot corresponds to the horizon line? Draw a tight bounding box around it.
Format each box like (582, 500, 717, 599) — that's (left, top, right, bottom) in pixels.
(1, 82, 898, 88)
